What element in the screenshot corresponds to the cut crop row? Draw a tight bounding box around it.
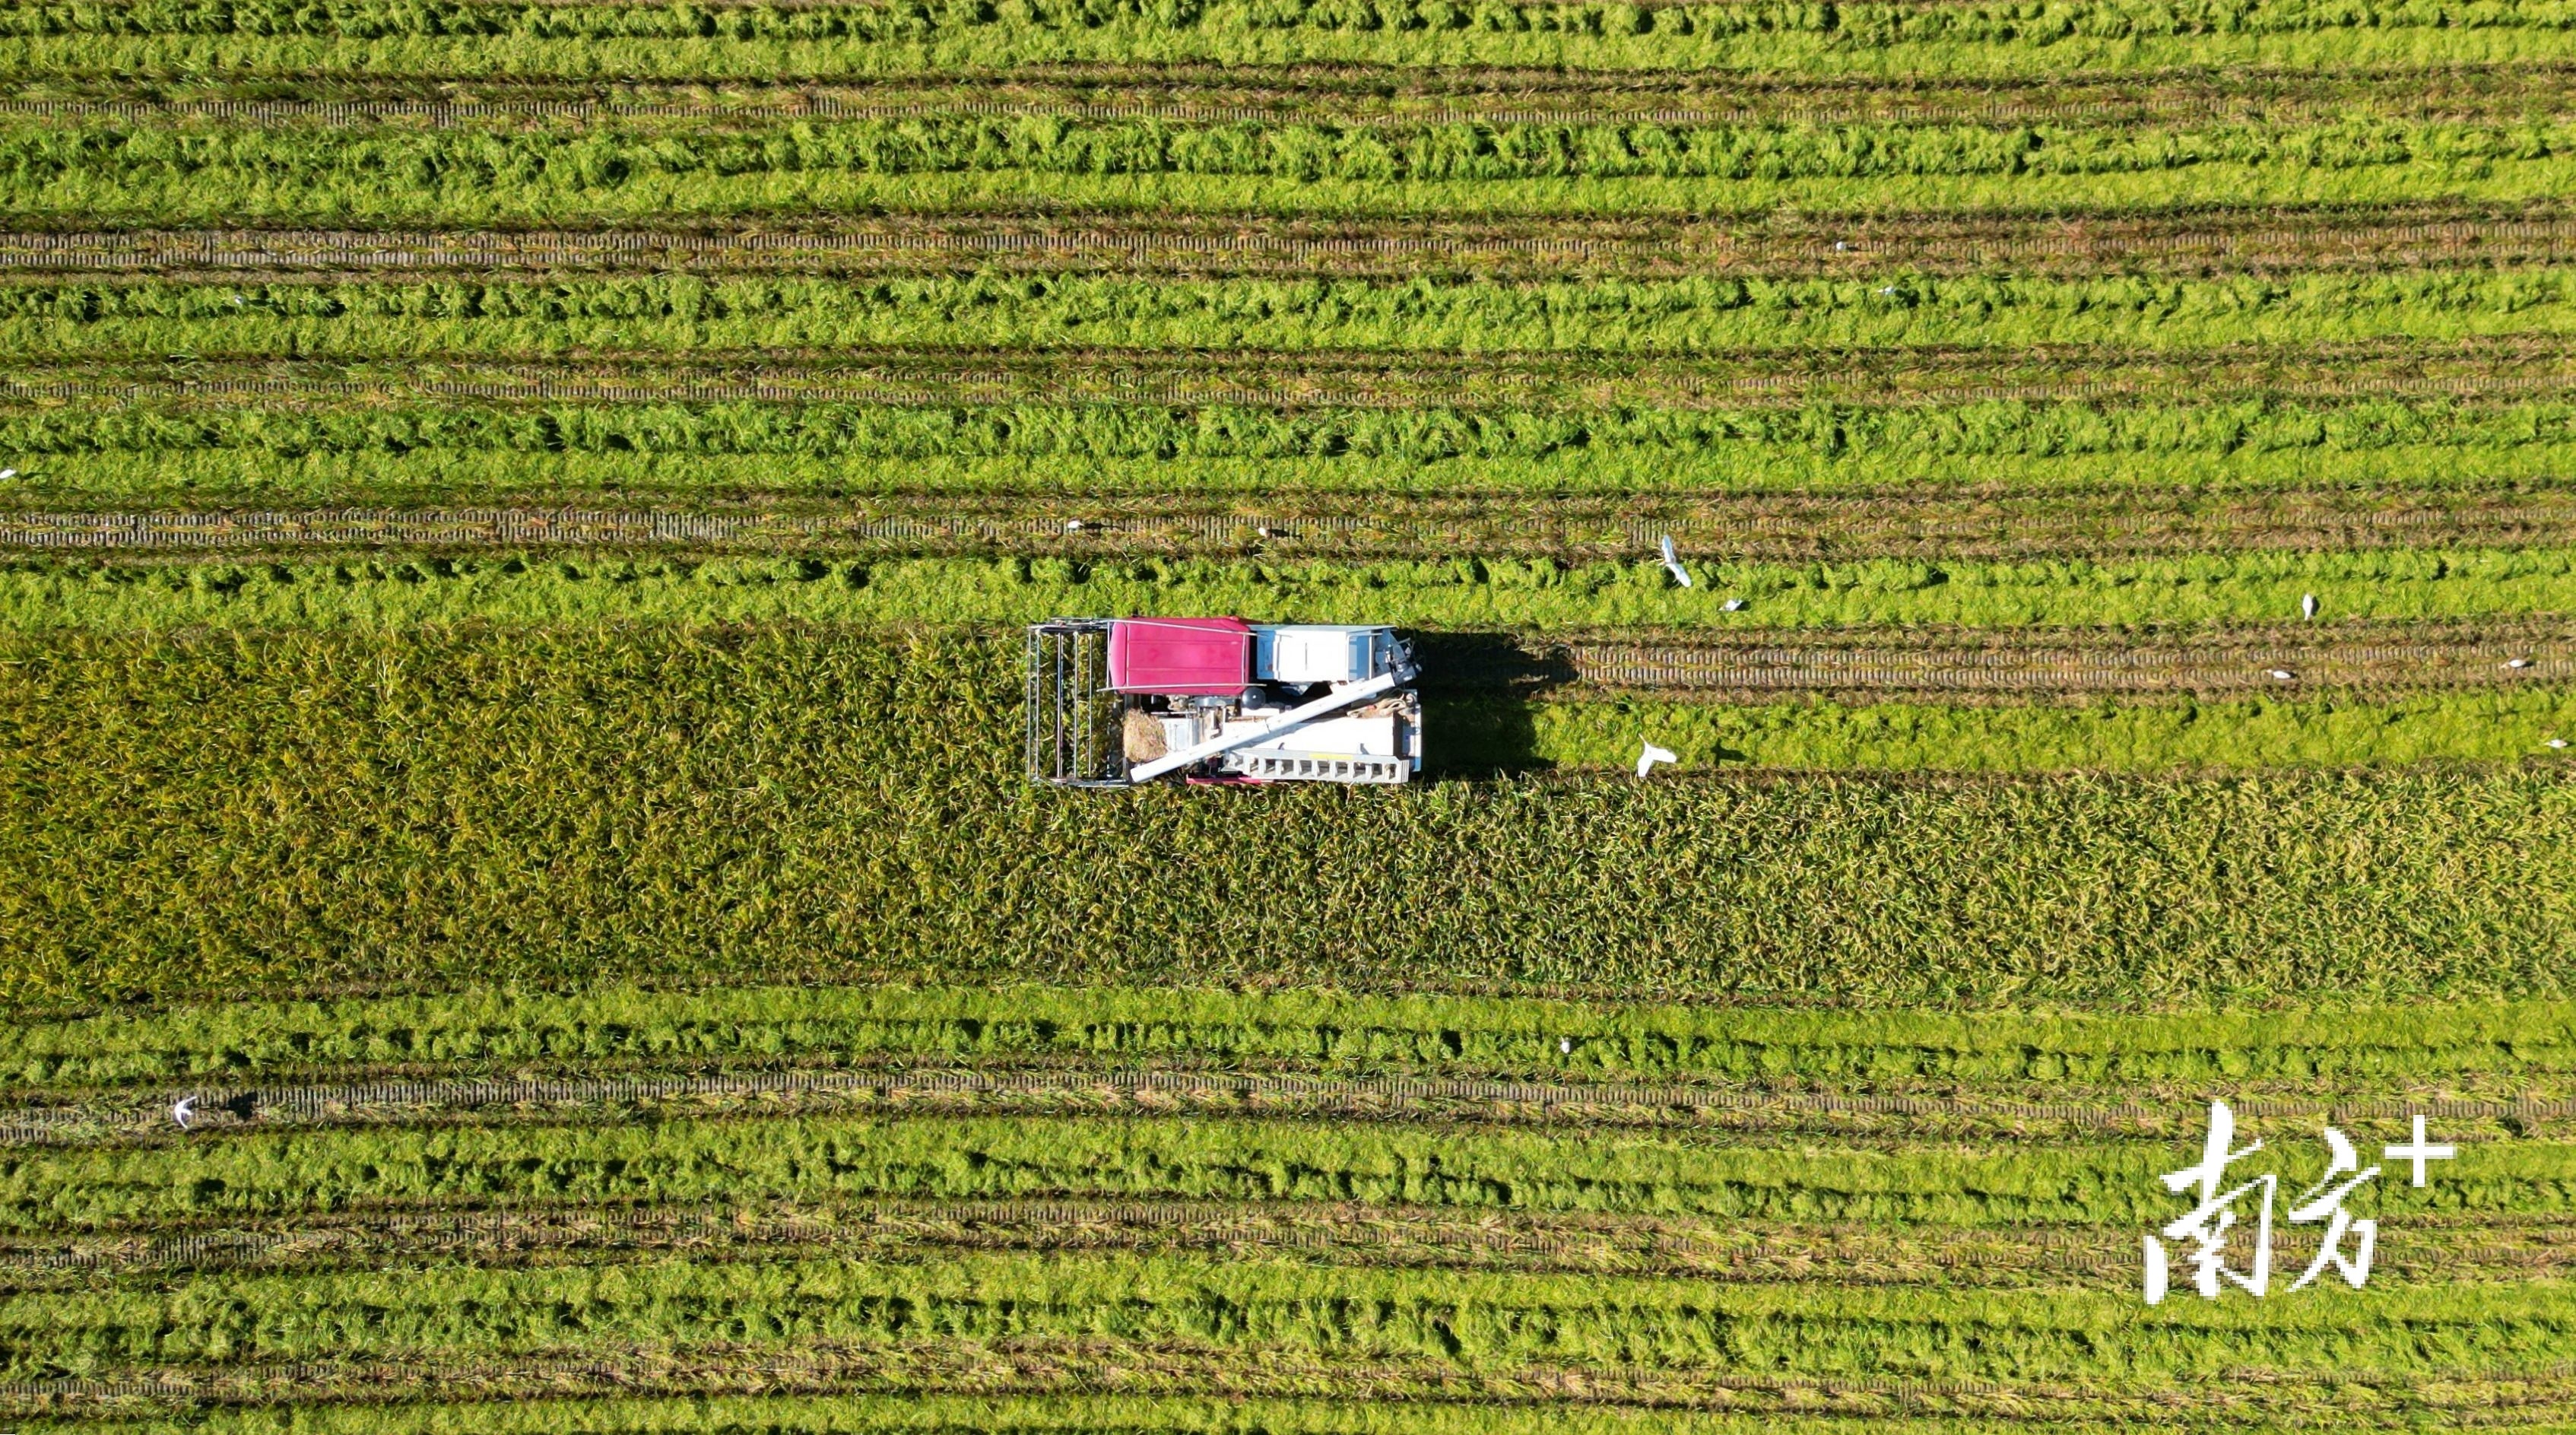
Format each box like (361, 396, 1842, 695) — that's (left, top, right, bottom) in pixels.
(7, 1247, 2574, 1386)
(24, 67, 2573, 133)
(24, 268, 2576, 359)
(9, 551, 2576, 636)
(7, 625, 2576, 1004)
(7, 116, 2576, 225)
(5, 0, 2571, 81)
(7, 984, 2571, 1094)
(20, 395, 2576, 503)
(14, 1197, 2559, 1292)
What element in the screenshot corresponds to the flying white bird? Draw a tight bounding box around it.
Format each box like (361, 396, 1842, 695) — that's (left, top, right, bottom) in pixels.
(170, 1096, 197, 1130)
(2507, 658, 2533, 670)
(2267, 669, 2296, 682)
(2301, 593, 2318, 621)
(1636, 741, 1678, 777)
(1721, 598, 1746, 612)
(1657, 535, 1692, 589)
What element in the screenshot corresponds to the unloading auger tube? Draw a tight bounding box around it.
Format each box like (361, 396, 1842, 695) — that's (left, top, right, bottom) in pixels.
(1025, 617, 1424, 786)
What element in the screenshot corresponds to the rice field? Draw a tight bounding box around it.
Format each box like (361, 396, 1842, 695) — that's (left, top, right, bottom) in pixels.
(4, 0, 2574, 1427)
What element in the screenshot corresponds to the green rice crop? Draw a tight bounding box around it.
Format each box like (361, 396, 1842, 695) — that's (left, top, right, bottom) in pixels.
(8, 1249, 2570, 1383)
(5, 625, 2576, 1005)
(17, 270, 2576, 361)
(5, 0, 2572, 81)
(16, 393, 2576, 503)
(5, 982, 2567, 1091)
(5, 116, 2571, 224)
(5, 550, 2574, 635)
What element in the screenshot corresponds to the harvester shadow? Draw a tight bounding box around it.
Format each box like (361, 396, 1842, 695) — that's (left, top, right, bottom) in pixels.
(1411, 630, 1580, 776)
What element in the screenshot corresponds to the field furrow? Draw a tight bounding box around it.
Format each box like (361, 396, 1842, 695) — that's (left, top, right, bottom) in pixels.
(21, 206, 2576, 286)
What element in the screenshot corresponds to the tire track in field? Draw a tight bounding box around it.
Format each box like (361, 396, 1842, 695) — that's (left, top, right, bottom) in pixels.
(1452, 622, 2576, 700)
(3, 1063, 2565, 1147)
(11, 206, 2576, 279)
(3, 1339, 2571, 1423)
(5, 1198, 2563, 1288)
(3, 490, 2571, 561)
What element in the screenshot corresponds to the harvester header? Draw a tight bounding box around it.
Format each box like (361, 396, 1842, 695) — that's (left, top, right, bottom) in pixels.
(1026, 617, 1423, 786)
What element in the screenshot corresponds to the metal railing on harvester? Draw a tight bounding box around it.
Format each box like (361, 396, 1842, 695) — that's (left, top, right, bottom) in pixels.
(1024, 620, 1130, 787)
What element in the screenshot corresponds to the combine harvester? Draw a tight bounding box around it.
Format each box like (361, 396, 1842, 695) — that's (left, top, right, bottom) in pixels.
(1027, 617, 1423, 786)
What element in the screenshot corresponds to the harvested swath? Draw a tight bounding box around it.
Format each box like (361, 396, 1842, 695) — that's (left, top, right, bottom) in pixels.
(15, 206, 2576, 284)
(8, 1198, 2562, 1289)
(6, 0, 2573, 84)
(15, 551, 2576, 639)
(8, 114, 2576, 227)
(0, 1200, 2166, 1286)
(31, 266, 2576, 368)
(7, 488, 2576, 562)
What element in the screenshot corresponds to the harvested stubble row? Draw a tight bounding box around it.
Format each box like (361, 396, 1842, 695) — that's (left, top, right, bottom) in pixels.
(16, 208, 2576, 282)
(8, 1249, 2576, 1392)
(10, 111, 2576, 224)
(8, 1197, 2566, 1291)
(27, 392, 2576, 502)
(2, 1110, 2562, 1233)
(11, 488, 2576, 561)
(5, 625, 2576, 1002)
(14, 549, 2576, 635)
(4, 0, 2572, 81)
